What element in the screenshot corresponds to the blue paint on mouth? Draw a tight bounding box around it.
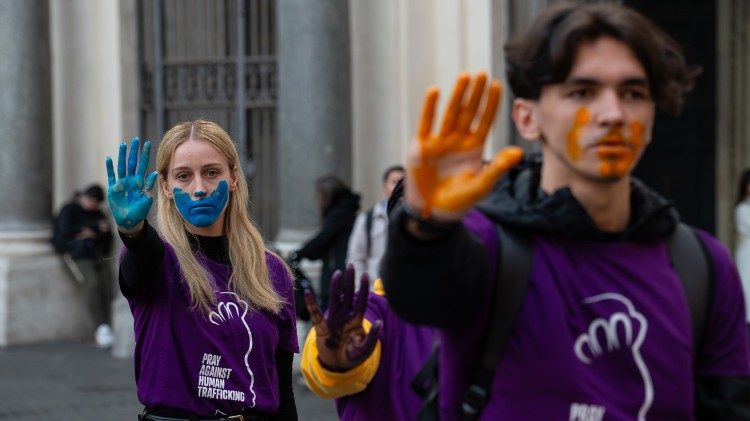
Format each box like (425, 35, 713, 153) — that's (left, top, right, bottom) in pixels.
(173, 180, 229, 228)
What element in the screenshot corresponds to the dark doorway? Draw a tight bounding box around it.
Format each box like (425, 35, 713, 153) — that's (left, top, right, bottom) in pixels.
(626, 0, 717, 233)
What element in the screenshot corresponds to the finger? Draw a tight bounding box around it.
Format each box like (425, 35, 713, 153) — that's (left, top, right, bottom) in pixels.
(480, 146, 524, 184)
(435, 147, 523, 212)
(353, 272, 370, 320)
(438, 73, 470, 137)
(106, 157, 116, 187)
(137, 140, 152, 179)
(304, 289, 325, 326)
(117, 142, 127, 179)
(346, 320, 382, 365)
(472, 80, 502, 146)
(423, 131, 464, 158)
(327, 269, 344, 315)
(144, 171, 158, 192)
(127, 137, 140, 177)
(417, 87, 439, 140)
(455, 72, 488, 134)
(341, 265, 356, 315)
(113, 179, 126, 194)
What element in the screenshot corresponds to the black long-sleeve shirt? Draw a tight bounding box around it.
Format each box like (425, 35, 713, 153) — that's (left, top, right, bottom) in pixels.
(380, 204, 489, 328)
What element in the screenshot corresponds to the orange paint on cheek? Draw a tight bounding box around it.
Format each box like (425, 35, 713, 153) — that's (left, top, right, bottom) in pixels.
(629, 121, 644, 150)
(566, 108, 589, 161)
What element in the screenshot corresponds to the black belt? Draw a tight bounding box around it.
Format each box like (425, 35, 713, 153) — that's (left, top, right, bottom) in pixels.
(140, 408, 268, 421)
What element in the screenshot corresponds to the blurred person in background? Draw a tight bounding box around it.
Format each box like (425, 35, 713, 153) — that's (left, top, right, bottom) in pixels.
(288, 175, 360, 312)
(52, 184, 114, 347)
(346, 165, 404, 281)
(735, 169, 750, 339)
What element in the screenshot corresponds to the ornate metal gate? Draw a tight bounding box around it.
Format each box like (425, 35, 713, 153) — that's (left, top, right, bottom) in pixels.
(138, 0, 278, 237)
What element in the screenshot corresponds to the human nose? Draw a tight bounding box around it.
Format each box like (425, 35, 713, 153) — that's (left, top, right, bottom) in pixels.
(594, 90, 625, 128)
(193, 177, 208, 199)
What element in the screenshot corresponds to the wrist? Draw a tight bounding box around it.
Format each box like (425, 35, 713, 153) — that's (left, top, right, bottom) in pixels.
(118, 221, 145, 239)
(316, 356, 350, 373)
(401, 204, 458, 240)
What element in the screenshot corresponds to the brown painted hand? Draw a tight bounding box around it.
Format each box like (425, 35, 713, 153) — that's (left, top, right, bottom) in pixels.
(406, 72, 524, 221)
(304, 265, 382, 372)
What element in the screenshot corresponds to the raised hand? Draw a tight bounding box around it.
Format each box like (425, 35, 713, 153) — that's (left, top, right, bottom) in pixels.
(405, 72, 524, 221)
(105, 137, 158, 230)
(304, 265, 382, 372)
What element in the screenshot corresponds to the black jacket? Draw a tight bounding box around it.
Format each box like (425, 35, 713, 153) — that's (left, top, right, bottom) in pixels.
(382, 154, 750, 418)
(294, 190, 360, 292)
(53, 200, 113, 259)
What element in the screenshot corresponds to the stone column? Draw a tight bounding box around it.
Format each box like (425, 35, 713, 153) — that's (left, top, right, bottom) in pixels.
(275, 0, 351, 248)
(0, 0, 90, 346)
(717, 0, 750, 247)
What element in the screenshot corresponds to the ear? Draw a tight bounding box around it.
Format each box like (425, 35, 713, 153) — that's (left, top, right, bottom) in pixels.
(230, 170, 238, 192)
(511, 98, 541, 141)
(160, 176, 172, 199)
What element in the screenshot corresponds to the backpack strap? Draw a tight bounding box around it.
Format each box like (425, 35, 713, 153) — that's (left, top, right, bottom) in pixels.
(461, 225, 532, 420)
(667, 222, 714, 356)
(365, 207, 374, 258)
(412, 342, 441, 421)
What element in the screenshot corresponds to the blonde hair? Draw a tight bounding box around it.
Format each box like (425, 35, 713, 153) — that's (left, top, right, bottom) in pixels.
(155, 119, 286, 313)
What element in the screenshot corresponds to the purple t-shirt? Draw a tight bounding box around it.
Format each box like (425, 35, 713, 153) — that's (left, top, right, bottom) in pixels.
(125, 244, 298, 416)
(335, 292, 436, 420)
(438, 210, 750, 420)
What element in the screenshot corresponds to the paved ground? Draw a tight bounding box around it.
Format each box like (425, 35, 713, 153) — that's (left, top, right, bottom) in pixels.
(0, 341, 337, 420)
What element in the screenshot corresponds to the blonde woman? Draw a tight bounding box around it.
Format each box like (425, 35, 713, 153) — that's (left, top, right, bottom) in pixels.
(106, 120, 298, 420)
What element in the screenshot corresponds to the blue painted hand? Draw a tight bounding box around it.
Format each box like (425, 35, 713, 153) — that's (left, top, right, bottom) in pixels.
(105, 137, 158, 229)
(173, 180, 229, 228)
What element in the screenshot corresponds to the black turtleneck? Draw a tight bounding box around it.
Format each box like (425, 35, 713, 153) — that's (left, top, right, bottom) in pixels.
(118, 222, 297, 420)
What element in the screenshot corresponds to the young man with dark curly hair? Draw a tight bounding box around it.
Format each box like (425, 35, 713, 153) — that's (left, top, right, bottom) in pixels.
(382, 2, 750, 419)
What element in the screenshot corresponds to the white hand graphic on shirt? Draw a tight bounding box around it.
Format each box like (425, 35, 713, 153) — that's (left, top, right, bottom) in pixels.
(573, 293, 652, 421)
(208, 291, 257, 408)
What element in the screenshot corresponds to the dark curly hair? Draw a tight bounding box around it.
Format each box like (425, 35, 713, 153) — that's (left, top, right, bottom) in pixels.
(505, 1, 701, 115)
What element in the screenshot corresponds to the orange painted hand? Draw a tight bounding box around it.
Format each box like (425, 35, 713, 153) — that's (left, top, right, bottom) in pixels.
(405, 72, 524, 221)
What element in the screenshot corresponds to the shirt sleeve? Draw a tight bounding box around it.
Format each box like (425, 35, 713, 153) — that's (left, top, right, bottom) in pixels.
(381, 204, 495, 328)
(118, 221, 165, 297)
(267, 252, 299, 354)
(271, 349, 298, 421)
(56, 203, 80, 241)
(694, 230, 750, 376)
(346, 212, 368, 278)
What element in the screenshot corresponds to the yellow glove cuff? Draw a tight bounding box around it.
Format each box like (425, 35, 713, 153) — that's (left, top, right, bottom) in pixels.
(300, 319, 382, 399)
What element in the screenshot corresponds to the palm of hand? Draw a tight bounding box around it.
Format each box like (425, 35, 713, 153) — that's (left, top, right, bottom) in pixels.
(109, 176, 153, 229)
(105, 138, 158, 229)
(304, 266, 382, 372)
(407, 72, 523, 220)
(314, 311, 371, 371)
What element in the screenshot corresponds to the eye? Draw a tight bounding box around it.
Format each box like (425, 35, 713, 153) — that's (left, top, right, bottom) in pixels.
(567, 88, 594, 100)
(175, 172, 190, 181)
(205, 169, 220, 177)
(622, 89, 650, 101)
